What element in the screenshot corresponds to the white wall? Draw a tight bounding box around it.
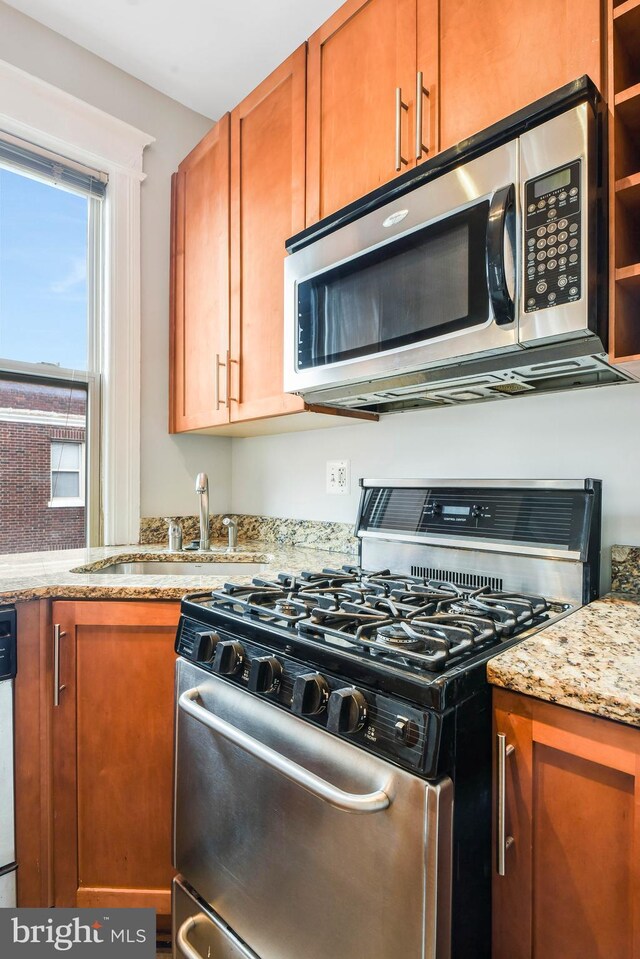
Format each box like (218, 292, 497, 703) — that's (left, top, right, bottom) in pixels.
(231, 381, 639, 585)
(0, 1, 233, 518)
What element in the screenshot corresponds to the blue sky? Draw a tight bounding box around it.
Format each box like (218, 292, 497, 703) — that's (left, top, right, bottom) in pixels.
(0, 166, 88, 371)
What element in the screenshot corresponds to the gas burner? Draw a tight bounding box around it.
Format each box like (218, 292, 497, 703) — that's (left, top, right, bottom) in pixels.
(469, 588, 548, 622)
(375, 623, 424, 650)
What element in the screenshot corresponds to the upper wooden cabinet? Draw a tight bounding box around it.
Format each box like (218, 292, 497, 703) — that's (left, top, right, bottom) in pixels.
(439, 0, 603, 150)
(229, 46, 306, 422)
(306, 0, 439, 223)
(170, 115, 230, 432)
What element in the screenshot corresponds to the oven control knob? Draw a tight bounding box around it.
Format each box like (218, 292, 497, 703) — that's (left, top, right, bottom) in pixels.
(248, 656, 282, 694)
(191, 630, 219, 663)
(394, 716, 419, 747)
(292, 673, 330, 716)
(327, 687, 367, 734)
(212, 640, 244, 676)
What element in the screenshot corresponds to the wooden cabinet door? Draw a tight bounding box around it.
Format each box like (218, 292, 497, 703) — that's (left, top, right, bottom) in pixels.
(229, 46, 306, 422)
(306, 0, 418, 223)
(51, 601, 179, 916)
(440, 0, 603, 151)
(416, 0, 439, 163)
(170, 115, 230, 431)
(493, 689, 640, 959)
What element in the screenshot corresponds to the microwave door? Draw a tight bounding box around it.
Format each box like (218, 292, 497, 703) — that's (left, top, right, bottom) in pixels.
(295, 194, 515, 379)
(284, 138, 520, 397)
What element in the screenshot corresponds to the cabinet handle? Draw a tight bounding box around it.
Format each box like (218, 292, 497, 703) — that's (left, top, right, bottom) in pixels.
(214, 352, 227, 410)
(415, 71, 430, 160)
(395, 87, 409, 172)
(53, 624, 67, 707)
(496, 732, 515, 876)
(226, 349, 238, 405)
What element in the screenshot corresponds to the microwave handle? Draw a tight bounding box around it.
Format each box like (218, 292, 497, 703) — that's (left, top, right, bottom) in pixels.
(486, 183, 515, 326)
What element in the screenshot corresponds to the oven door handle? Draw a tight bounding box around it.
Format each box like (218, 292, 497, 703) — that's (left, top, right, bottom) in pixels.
(486, 183, 516, 326)
(176, 916, 208, 959)
(179, 687, 391, 813)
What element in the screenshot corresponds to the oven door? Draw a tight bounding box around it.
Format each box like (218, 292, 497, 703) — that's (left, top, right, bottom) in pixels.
(174, 659, 453, 959)
(284, 141, 519, 396)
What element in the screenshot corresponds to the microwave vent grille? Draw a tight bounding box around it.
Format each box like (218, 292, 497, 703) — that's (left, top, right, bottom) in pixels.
(410, 566, 503, 591)
(488, 382, 535, 395)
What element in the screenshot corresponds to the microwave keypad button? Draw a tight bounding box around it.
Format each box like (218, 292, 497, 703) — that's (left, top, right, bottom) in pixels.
(547, 259, 557, 270)
(548, 292, 557, 302)
(528, 203, 536, 213)
(547, 222, 557, 233)
(527, 252, 535, 262)
(558, 243, 568, 254)
(558, 231, 568, 242)
(536, 251, 546, 261)
(527, 297, 536, 307)
(536, 281, 547, 294)
(558, 276, 568, 288)
(559, 191, 568, 201)
(569, 286, 579, 295)
(569, 238, 579, 249)
(558, 256, 567, 266)
(569, 222, 578, 233)
(536, 239, 546, 249)
(527, 237, 535, 247)
(547, 208, 557, 218)
(537, 200, 546, 209)
(547, 246, 557, 257)
(537, 263, 545, 272)
(548, 196, 557, 205)
(536, 227, 547, 237)
(570, 186, 578, 196)
(558, 218, 568, 230)
(569, 253, 578, 264)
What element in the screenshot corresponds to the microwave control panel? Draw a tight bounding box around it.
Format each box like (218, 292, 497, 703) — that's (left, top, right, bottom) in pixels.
(523, 159, 581, 313)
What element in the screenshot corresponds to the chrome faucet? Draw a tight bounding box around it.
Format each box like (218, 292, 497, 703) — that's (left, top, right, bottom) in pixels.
(222, 516, 238, 550)
(195, 473, 210, 551)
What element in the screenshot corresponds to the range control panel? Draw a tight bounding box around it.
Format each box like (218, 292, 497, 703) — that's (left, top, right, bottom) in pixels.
(176, 617, 433, 773)
(524, 159, 581, 313)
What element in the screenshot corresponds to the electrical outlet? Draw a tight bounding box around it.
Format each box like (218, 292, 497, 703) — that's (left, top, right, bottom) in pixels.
(326, 459, 350, 495)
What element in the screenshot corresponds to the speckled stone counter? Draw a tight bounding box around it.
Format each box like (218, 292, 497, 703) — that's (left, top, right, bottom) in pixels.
(487, 594, 640, 727)
(139, 514, 358, 554)
(0, 541, 355, 604)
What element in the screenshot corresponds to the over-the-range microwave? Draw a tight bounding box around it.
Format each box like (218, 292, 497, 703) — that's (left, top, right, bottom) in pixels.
(284, 77, 634, 413)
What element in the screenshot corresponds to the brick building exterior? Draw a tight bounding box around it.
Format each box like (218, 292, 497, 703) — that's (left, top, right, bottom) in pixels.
(0, 379, 86, 554)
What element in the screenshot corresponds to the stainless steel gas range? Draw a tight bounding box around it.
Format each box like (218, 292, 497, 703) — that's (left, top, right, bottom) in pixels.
(172, 478, 601, 959)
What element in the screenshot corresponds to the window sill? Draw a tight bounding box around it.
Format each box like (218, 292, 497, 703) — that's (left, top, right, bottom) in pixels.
(48, 499, 85, 508)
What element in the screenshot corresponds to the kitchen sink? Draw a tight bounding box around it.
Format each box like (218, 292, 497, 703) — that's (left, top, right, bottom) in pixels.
(88, 561, 269, 576)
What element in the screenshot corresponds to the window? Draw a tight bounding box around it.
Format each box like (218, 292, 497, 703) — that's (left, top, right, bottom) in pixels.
(50, 441, 85, 507)
(0, 59, 154, 548)
(0, 135, 104, 553)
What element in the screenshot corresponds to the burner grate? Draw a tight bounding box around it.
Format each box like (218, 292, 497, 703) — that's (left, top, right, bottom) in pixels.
(410, 566, 503, 591)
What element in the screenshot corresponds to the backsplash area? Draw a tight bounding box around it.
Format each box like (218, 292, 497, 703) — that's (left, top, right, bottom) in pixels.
(140, 514, 358, 555)
(611, 546, 640, 593)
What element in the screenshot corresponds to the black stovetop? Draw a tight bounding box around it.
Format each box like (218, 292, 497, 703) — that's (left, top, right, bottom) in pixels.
(178, 565, 567, 711)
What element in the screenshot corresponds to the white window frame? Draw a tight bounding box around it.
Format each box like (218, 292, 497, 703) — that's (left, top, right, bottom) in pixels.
(49, 440, 86, 508)
(0, 58, 154, 545)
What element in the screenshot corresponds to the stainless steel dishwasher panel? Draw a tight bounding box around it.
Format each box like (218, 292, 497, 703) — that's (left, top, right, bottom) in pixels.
(174, 659, 453, 959)
(173, 878, 260, 959)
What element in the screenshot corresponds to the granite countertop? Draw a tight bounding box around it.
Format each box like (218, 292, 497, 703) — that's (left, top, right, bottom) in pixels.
(487, 594, 640, 727)
(0, 541, 355, 604)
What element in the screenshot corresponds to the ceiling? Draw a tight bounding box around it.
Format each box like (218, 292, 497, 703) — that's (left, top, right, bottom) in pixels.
(4, 0, 345, 118)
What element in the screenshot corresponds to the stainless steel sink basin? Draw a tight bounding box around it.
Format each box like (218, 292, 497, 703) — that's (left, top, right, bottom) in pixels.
(89, 561, 268, 576)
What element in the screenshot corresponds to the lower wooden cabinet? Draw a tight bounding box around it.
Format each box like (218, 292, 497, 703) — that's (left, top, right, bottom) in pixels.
(493, 688, 640, 959)
(14, 600, 180, 915)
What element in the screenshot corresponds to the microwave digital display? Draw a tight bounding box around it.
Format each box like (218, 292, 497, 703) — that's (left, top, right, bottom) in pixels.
(534, 167, 571, 197)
